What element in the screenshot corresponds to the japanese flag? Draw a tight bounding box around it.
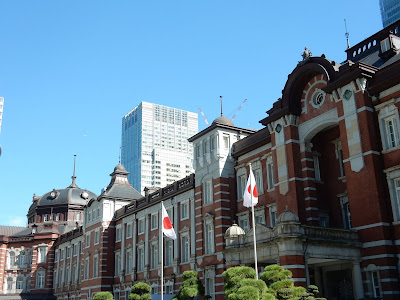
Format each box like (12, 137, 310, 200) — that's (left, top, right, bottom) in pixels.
(162, 202, 177, 240)
(243, 168, 258, 208)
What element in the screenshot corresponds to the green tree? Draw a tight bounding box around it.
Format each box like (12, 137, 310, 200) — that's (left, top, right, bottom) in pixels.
(260, 265, 326, 300)
(93, 291, 114, 300)
(223, 266, 268, 300)
(173, 270, 205, 300)
(129, 282, 151, 300)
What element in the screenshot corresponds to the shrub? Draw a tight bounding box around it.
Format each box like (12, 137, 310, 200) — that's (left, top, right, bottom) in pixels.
(129, 282, 151, 300)
(173, 270, 204, 300)
(93, 292, 114, 300)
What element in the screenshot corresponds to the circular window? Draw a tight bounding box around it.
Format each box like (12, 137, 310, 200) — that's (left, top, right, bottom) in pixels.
(311, 91, 325, 108)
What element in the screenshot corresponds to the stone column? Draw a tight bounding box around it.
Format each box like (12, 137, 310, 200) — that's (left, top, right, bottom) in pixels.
(314, 267, 323, 296)
(352, 260, 364, 299)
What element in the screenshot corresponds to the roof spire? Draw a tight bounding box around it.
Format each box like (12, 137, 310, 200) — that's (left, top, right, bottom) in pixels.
(220, 95, 223, 116)
(68, 154, 79, 188)
(344, 19, 350, 49)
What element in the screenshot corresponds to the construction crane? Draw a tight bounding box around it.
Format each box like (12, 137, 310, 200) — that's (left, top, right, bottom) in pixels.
(198, 107, 210, 127)
(231, 98, 248, 120)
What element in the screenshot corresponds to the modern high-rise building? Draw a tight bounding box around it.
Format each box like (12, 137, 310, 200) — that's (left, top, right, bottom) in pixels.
(121, 101, 198, 193)
(380, 0, 400, 27)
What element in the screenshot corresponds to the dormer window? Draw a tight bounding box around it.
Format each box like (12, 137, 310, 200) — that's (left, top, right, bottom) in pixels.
(380, 37, 391, 52)
(379, 34, 400, 58)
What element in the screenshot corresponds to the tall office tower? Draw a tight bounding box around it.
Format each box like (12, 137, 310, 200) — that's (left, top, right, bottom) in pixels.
(380, 0, 400, 27)
(121, 101, 198, 193)
(0, 97, 4, 135)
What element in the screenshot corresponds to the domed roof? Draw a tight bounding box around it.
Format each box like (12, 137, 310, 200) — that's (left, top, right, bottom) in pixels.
(37, 183, 97, 207)
(212, 115, 234, 126)
(277, 207, 300, 224)
(225, 222, 245, 239)
(114, 163, 126, 172)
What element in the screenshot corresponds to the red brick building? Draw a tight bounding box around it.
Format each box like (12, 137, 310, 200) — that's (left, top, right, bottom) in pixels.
(1, 20, 400, 300)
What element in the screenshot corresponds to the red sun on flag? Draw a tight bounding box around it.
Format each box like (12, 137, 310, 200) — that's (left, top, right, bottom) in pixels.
(248, 184, 258, 198)
(163, 217, 173, 230)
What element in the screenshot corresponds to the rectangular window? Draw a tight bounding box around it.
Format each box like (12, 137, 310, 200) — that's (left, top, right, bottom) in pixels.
(181, 201, 189, 220)
(380, 37, 391, 52)
(126, 250, 132, 273)
(38, 247, 47, 263)
(370, 271, 381, 298)
(126, 223, 133, 238)
(44, 214, 49, 221)
(319, 212, 329, 227)
(71, 264, 76, 283)
(115, 252, 121, 276)
(269, 205, 277, 227)
(181, 235, 190, 263)
(151, 213, 158, 230)
(204, 180, 213, 205)
(223, 134, 230, 150)
(86, 233, 91, 248)
(151, 244, 158, 269)
(93, 256, 98, 278)
(36, 271, 45, 288)
(238, 174, 247, 199)
(313, 155, 321, 181)
(165, 240, 173, 266)
(205, 223, 214, 255)
(238, 216, 250, 233)
(114, 291, 120, 300)
(255, 210, 265, 225)
(116, 226, 121, 242)
(166, 285, 173, 294)
(67, 247, 71, 258)
(75, 213, 80, 221)
(385, 116, 400, 148)
(95, 229, 100, 245)
(84, 258, 89, 280)
(205, 277, 215, 299)
(254, 168, 263, 194)
(137, 247, 144, 271)
(341, 196, 352, 229)
(211, 136, 216, 151)
(395, 179, 400, 209)
(138, 218, 145, 235)
(267, 160, 275, 190)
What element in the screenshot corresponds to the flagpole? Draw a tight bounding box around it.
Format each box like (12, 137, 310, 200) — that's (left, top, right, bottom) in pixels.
(161, 201, 164, 300)
(249, 163, 259, 279)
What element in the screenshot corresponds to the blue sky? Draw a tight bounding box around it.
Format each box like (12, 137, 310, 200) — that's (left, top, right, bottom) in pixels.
(0, 1, 382, 226)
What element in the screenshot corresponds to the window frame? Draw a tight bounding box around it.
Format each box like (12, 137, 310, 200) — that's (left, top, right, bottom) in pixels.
(180, 201, 189, 220)
(151, 212, 158, 230)
(203, 180, 213, 205)
(181, 234, 190, 263)
(138, 218, 145, 235)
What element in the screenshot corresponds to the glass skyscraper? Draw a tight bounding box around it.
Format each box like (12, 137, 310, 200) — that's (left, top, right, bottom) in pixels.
(121, 101, 198, 193)
(380, 0, 400, 27)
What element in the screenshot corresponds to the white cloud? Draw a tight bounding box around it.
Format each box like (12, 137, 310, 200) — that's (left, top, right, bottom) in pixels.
(8, 216, 26, 227)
